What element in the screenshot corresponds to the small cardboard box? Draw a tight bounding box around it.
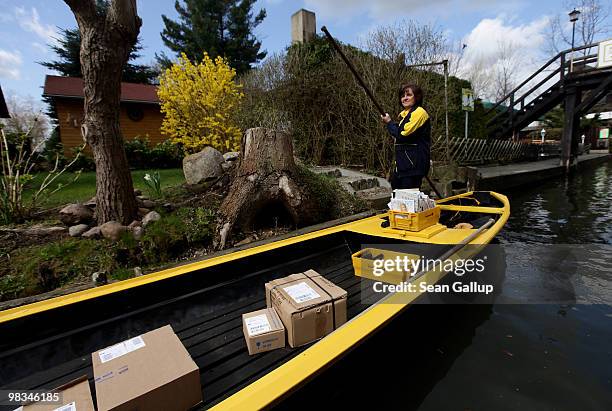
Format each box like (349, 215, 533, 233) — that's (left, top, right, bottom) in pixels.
(21, 375, 94, 411)
(242, 307, 285, 355)
(268, 274, 346, 347)
(92, 325, 202, 411)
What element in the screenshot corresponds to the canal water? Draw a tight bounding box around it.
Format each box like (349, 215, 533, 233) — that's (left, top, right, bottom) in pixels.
(415, 160, 612, 410)
(279, 161, 612, 410)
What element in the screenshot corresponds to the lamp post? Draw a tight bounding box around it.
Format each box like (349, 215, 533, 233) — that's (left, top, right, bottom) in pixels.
(569, 8, 581, 72)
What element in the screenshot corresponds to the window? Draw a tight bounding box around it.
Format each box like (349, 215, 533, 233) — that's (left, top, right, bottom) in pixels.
(127, 105, 144, 122)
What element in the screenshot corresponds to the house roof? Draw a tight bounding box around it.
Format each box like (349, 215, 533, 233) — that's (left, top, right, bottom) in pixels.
(0, 84, 9, 118)
(43, 75, 159, 104)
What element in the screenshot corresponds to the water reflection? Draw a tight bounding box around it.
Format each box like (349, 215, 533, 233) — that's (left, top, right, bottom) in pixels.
(501, 162, 612, 244)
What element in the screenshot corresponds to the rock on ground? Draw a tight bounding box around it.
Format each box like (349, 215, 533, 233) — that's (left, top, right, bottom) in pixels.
(142, 211, 161, 227)
(69, 224, 89, 237)
(183, 146, 225, 185)
(132, 226, 144, 240)
(82, 226, 102, 239)
(100, 221, 128, 241)
(141, 199, 155, 209)
(59, 204, 94, 226)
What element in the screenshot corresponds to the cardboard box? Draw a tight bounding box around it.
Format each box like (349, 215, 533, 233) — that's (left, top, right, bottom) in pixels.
(265, 270, 347, 329)
(265, 273, 308, 307)
(20, 376, 94, 411)
(92, 325, 202, 411)
(242, 307, 285, 355)
(270, 277, 332, 347)
(303, 269, 348, 328)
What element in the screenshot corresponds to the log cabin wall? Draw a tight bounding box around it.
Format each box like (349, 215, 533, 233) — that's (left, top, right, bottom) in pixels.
(55, 98, 165, 157)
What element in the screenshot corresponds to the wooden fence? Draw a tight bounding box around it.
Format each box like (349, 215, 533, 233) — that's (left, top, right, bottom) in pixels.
(446, 137, 561, 165)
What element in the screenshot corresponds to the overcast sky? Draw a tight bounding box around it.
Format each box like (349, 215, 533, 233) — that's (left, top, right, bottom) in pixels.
(0, 0, 610, 111)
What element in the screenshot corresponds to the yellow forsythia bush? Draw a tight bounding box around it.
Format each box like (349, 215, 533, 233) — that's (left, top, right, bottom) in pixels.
(157, 53, 243, 154)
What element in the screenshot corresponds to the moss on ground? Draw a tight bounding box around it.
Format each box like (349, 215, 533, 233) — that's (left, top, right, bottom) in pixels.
(0, 206, 217, 302)
(293, 164, 368, 221)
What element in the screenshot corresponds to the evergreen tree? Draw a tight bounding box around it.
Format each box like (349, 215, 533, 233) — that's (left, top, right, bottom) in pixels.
(159, 0, 266, 74)
(40, 27, 158, 84)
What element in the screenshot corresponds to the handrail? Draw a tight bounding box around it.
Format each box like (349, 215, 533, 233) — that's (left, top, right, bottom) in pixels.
(514, 67, 560, 108)
(488, 66, 561, 125)
(485, 51, 561, 114)
(486, 41, 602, 117)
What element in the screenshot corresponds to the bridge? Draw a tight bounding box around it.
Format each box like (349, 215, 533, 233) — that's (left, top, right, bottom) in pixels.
(485, 41, 612, 170)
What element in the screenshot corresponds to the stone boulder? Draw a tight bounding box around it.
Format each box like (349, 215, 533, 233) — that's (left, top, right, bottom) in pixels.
(128, 220, 142, 229)
(83, 196, 97, 208)
(82, 226, 102, 239)
(59, 204, 94, 226)
(132, 226, 144, 241)
(183, 147, 224, 185)
(69, 224, 89, 237)
(142, 211, 161, 227)
(141, 199, 155, 209)
(100, 221, 128, 241)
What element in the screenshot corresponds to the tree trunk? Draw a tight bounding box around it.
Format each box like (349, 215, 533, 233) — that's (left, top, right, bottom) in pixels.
(65, 0, 139, 224)
(214, 128, 321, 249)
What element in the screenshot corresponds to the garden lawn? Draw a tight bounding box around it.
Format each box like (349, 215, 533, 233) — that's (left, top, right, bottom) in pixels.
(23, 168, 185, 209)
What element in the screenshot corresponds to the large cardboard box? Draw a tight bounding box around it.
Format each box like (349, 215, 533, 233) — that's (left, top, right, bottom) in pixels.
(265, 270, 347, 329)
(242, 307, 285, 355)
(303, 269, 348, 328)
(92, 325, 202, 411)
(20, 376, 94, 411)
(270, 277, 332, 347)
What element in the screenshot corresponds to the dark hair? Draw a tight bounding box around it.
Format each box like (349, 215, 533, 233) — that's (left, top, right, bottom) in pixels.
(398, 83, 423, 109)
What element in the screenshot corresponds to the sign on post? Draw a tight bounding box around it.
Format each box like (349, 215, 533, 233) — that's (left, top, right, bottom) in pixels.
(461, 88, 474, 142)
(597, 39, 612, 69)
(461, 88, 474, 111)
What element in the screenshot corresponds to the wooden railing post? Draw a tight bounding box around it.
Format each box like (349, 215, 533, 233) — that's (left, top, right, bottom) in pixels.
(560, 86, 581, 171)
(560, 52, 565, 84)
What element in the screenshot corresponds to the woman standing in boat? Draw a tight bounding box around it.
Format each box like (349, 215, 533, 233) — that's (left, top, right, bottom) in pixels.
(381, 83, 431, 189)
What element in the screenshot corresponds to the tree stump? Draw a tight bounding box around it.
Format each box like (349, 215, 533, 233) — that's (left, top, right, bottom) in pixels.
(214, 128, 321, 249)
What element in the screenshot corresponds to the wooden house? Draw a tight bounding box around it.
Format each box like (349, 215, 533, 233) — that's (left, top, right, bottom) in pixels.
(43, 75, 164, 156)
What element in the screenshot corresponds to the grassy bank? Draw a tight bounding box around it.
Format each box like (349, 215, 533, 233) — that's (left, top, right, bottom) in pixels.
(1, 165, 368, 303)
(23, 168, 185, 209)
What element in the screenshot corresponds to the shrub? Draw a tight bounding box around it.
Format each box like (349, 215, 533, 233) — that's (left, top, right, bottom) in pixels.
(158, 52, 244, 154)
(124, 137, 183, 169)
(1, 127, 84, 223)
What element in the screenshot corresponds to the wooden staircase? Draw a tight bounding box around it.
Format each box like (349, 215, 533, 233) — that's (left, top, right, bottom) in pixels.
(486, 42, 612, 140)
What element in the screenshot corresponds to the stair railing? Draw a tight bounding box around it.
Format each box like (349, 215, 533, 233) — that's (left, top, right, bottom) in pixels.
(485, 42, 603, 133)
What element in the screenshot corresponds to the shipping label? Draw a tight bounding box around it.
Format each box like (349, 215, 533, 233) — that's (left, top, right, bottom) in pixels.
(245, 314, 272, 336)
(98, 336, 146, 363)
(53, 402, 76, 411)
(283, 282, 321, 304)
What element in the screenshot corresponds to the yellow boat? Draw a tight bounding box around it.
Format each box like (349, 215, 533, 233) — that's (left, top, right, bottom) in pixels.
(0, 191, 509, 409)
